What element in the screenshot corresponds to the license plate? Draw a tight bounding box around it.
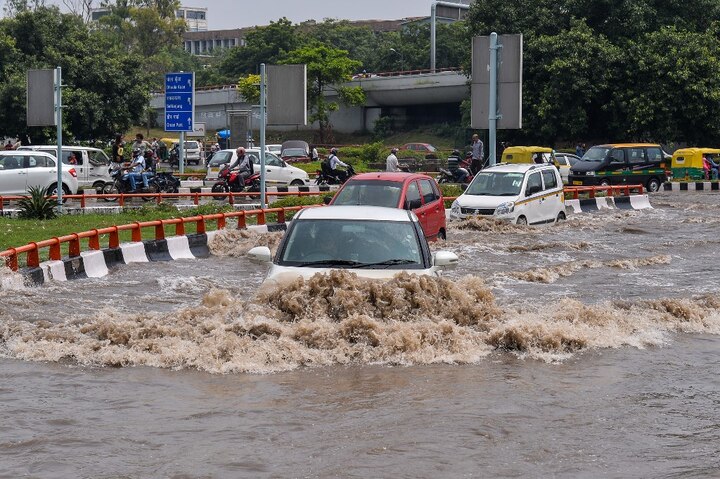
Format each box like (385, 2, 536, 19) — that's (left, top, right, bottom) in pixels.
(572, 180, 583, 185)
(209, 168, 218, 174)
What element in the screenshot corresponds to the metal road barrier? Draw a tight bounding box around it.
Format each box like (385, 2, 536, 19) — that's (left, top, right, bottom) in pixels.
(563, 184, 645, 199)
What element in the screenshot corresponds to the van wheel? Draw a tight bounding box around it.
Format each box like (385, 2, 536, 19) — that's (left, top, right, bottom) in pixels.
(438, 229, 446, 240)
(516, 216, 528, 226)
(556, 211, 566, 222)
(647, 177, 661, 193)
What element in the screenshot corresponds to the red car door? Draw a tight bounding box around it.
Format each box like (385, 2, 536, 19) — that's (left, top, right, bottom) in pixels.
(417, 178, 445, 239)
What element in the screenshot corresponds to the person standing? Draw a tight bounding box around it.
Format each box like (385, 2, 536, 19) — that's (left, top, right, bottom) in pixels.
(386, 147, 400, 172)
(576, 143, 586, 157)
(471, 133, 484, 174)
(111, 134, 125, 166)
(309, 144, 319, 162)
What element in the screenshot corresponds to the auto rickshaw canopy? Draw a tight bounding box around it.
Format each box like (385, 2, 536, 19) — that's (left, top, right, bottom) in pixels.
(502, 146, 555, 164)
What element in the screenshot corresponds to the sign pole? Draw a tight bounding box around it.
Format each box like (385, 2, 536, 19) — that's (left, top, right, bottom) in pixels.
(260, 63, 267, 209)
(55, 66, 63, 212)
(488, 32, 500, 166)
(179, 131, 185, 174)
(164, 72, 194, 175)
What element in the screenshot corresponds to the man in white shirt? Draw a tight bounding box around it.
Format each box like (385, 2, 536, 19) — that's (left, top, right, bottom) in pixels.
(386, 147, 400, 172)
(124, 148, 149, 191)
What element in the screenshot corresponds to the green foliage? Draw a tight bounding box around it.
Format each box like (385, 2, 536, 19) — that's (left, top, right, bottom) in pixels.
(269, 195, 326, 208)
(219, 18, 298, 77)
(237, 74, 261, 104)
(360, 141, 385, 162)
(17, 186, 57, 220)
(439, 183, 463, 199)
(282, 43, 364, 142)
(373, 116, 395, 140)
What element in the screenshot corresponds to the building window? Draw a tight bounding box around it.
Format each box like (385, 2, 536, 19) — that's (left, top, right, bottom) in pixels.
(176, 9, 185, 18)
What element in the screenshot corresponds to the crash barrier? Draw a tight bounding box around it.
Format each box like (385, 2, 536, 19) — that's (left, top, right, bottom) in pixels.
(0, 188, 339, 214)
(663, 181, 720, 192)
(563, 184, 652, 212)
(0, 205, 315, 278)
(563, 184, 645, 199)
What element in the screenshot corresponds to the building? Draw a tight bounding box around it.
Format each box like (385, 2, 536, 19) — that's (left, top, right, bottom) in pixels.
(90, 5, 207, 32)
(183, 28, 248, 55)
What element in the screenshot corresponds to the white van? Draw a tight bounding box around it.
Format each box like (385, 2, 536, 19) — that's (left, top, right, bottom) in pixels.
(450, 163, 566, 225)
(17, 146, 112, 190)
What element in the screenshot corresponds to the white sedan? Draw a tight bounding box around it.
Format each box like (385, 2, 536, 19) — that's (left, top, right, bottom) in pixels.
(205, 148, 309, 186)
(248, 205, 459, 287)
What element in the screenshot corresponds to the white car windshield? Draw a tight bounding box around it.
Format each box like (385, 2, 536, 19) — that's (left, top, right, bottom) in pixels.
(279, 219, 424, 268)
(332, 181, 402, 208)
(208, 151, 233, 167)
(465, 172, 525, 196)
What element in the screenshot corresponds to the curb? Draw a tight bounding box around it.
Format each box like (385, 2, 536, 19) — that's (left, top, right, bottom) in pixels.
(22, 223, 289, 285)
(663, 181, 720, 192)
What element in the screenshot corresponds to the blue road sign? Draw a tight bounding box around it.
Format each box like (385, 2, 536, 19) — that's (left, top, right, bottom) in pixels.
(165, 72, 194, 132)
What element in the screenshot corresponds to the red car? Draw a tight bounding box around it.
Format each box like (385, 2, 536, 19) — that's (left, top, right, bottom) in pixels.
(329, 172, 447, 240)
(400, 142, 439, 159)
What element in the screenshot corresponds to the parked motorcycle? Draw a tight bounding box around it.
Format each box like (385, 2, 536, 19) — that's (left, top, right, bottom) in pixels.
(315, 164, 356, 185)
(154, 172, 181, 194)
(437, 167, 474, 184)
(102, 168, 158, 202)
(211, 166, 260, 200)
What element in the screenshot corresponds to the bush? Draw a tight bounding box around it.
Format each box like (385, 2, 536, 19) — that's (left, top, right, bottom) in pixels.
(372, 116, 394, 140)
(17, 186, 57, 220)
(270, 195, 327, 208)
(439, 183, 463, 198)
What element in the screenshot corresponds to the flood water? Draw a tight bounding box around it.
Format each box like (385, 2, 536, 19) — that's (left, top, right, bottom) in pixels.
(1, 191, 720, 478)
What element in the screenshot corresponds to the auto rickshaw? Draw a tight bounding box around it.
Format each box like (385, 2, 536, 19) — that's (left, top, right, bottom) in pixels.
(501, 146, 556, 165)
(671, 147, 720, 181)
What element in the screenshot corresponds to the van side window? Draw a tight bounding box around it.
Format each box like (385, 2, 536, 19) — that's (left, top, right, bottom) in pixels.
(405, 181, 422, 209)
(628, 148, 645, 165)
(89, 150, 110, 166)
(610, 149, 625, 163)
(418, 179, 438, 204)
(542, 169, 557, 190)
(647, 148, 663, 162)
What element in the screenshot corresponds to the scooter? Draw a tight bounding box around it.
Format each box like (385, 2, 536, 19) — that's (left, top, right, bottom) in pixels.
(211, 166, 261, 200)
(315, 164, 356, 185)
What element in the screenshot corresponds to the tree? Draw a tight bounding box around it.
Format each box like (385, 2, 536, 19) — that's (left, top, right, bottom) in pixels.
(219, 18, 299, 77)
(237, 74, 261, 105)
(283, 43, 364, 142)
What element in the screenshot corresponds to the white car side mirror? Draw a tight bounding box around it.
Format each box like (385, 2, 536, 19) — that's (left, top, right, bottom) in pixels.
(433, 251, 459, 270)
(247, 246, 272, 263)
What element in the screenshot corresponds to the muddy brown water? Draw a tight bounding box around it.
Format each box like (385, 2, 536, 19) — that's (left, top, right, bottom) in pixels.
(1, 191, 720, 478)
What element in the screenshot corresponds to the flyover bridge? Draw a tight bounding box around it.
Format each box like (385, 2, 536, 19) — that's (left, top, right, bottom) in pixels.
(149, 69, 469, 134)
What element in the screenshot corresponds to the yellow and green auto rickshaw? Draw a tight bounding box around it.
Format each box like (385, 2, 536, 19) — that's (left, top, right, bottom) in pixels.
(501, 146, 556, 165)
(671, 147, 720, 181)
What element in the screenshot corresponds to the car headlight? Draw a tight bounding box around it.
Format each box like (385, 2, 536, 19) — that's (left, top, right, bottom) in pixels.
(494, 201, 515, 215)
(451, 200, 460, 214)
(585, 171, 595, 176)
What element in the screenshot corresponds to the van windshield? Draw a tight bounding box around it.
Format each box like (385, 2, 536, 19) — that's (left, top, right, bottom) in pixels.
(582, 147, 610, 162)
(208, 151, 233, 167)
(465, 172, 525, 196)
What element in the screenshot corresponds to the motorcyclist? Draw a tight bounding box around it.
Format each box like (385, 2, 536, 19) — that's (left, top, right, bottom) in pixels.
(447, 150, 469, 183)
(123, 148, 150, 192)
(386, 147, 400, 172)
(327, 147, 350, 182)
(227, 146, 253, 188)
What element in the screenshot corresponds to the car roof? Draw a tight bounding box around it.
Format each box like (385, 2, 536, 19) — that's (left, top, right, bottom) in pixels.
(0, 150, 55, 157)
(296, 205, 416, 222)
(482, 163, 555, 173)
(17, 145, 103, 151)
(594, 143, 662, 148)
(350, 172, 434, 182)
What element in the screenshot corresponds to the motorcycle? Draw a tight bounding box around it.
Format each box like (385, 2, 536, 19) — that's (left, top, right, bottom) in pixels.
(102, 167, 158, 202)
(315, 164, 356, 185)
(153, 172, 181, 194)
(211, 166, 260, 200)
(437, 167, 474, 184)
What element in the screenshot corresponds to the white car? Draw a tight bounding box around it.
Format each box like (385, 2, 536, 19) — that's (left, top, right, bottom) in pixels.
(205, 148, 309, 186)
(450, 163, 565, 225)
(17, 145, 112, 190)
(0, 150, 79, 196)
(553, 152, 581, 184)
(248, 205, 459, 287)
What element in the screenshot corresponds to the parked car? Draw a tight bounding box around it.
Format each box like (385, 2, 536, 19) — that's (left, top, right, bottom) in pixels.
(450, 163, 565, 225)
(247, 205, 459, 287)
(266, 144, 282, 155)
(205, 148, 309, 185)
(329, 172, 447, 240)
(280, 140, 310, 163)
(0, 150, 78, 196)
(17, 145, 111, 190)
(169, 140, 202, 166)
(568, 143, 670, 192)
(400, 143, 439, 159)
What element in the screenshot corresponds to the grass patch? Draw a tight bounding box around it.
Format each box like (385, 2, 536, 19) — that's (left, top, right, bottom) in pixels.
(0, 203, 236, 260)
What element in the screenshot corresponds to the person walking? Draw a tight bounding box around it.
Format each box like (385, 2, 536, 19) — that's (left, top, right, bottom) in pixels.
(386, 147, 400, 172)
(471, 134, 484, 174)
